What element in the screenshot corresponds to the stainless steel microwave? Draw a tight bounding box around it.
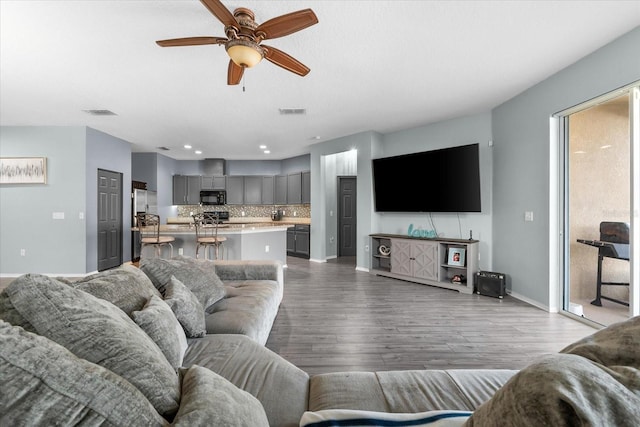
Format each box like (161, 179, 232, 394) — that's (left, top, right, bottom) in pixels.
(200, 190, 226, 205)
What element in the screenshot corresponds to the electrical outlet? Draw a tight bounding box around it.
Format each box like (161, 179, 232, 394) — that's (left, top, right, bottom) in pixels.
(241, 211, 245, 217)
(365, 244, 369, 252)
(293, 211, 297, 216)
(265, 245, 270, 253)
(79, 212, 84, 220)
(178, 248, 184, 255)
(52, 212, 65, 220)
(525, 211, 534, 222)
(20, 249, 26, 256)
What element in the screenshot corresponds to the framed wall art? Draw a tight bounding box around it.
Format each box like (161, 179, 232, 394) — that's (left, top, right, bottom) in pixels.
(447, 247, 466, 266)
(0, 157, 47, 184)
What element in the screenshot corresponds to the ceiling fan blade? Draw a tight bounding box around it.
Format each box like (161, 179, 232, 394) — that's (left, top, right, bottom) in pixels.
(156, 36, 227, 47)
(256, 9, 318, 40)
(227, 60, 244, 85)
(200, 0, 237, 28)
(263, 45, 310, 76)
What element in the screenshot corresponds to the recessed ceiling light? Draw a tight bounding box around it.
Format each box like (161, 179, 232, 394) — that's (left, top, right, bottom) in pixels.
(600, 145, 612, 149)
(82, 109, 117, 116)
(312, 136, 321, 140)
(259, 145, 267, 149)
(184, 144, 192, 149)
(279, 108, 306, 115)
(195, 150, 202, 155)
(264, 150, 271, 154)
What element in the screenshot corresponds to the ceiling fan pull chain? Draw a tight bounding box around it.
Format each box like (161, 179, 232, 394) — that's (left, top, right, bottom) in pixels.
(243, 75, 246, 92)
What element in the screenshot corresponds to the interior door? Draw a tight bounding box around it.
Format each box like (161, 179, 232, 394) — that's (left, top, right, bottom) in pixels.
(98, 169, 122, 271)
(338, 176, 357, 257)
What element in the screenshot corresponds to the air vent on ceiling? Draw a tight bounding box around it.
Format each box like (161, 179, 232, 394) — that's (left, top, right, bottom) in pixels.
(157, 147, 170, 151)
(82, 109, 117, 116)
(279, 108, 306, 115)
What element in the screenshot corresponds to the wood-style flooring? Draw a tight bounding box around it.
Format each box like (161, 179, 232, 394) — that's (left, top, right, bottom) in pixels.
(266, 256, 598, 375)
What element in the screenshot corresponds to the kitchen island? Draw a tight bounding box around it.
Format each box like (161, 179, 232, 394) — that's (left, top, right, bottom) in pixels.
(140, 222, 293, 264)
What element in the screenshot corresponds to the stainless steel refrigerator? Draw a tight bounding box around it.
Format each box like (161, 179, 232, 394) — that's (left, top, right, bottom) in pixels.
(132, 189, 157, 261)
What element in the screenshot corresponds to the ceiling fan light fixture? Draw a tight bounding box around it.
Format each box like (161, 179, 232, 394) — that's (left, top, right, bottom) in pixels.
(226, 39, 263, 68)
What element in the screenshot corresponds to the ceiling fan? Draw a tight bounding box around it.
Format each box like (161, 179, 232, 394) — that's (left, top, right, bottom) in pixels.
(156, 0, 318, 85)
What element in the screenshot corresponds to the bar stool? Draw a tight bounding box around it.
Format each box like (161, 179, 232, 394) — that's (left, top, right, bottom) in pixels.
(136, 213, 175, 258)
(193, 212, 227, 260)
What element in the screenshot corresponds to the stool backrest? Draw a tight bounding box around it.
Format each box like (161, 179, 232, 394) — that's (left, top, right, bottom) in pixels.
(192, 212, 219, 240)
(599, 221, 629, 244)
(136, 213, 161, 243)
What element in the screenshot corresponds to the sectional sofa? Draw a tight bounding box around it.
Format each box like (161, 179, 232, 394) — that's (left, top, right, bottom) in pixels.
(1, 256, 639, 426)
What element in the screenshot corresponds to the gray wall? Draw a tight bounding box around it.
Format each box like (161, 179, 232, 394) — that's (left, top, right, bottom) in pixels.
(492, 26, 640, 309)
(0, 126, 87, 274)
(85, 128, 132, 272)
(132, 153, 158, 190)
(226, 160, 283, 176)
(282, 154, 311, 174)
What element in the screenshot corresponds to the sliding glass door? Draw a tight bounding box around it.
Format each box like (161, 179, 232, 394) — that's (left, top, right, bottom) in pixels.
(559, 84, 639, 325)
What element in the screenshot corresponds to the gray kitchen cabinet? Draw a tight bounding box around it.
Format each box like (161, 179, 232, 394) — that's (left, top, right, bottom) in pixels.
(275, 175, 287, 205)
(173, 175, 201, 205)
(287, 224, 310, 258)
(261, 176, 274, 205)
(201, 175, 226, 190)
(287, 172, 302, 204)
(243, 176, 262, 205)
(226, 176, 244, 205)
(301, 171, 311, 204)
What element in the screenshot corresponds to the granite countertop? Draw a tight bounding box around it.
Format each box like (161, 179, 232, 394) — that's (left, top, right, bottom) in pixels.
(166, 216, 311, 226)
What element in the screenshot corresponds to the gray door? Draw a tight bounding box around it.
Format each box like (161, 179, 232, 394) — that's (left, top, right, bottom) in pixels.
(338, 177, 357, 257)
(98, 169, 122, 271)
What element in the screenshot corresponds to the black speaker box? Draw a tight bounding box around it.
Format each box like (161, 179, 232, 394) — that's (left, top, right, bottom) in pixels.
(476, 271, 506, 298)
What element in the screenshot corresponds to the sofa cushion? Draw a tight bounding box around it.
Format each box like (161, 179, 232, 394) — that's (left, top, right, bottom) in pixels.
(70, 264, 161, 317)
(133, 295, 188, 369)
(205, 279, 282, 345)
(4, 274, 180, 418)
(309, 369, 516, 413)
(140, 256, 225, 312)
(0, 320, 167, 426)
(0, 288, 36, 332)
(164, 276, 207, 338)
(300, 409, 471, 427)
(173, 365, 269, 426)
(183, 334, 310, 427)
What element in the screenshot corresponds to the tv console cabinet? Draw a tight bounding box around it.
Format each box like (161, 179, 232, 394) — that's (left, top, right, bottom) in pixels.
(370, 234, 479, 294)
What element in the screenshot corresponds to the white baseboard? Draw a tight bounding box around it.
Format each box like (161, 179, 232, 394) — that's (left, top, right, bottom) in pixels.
(309, 258, 327, 263)
(355, 266, 369, 272)
(325, 255, 337, 260)
(508, 291, 554, 312)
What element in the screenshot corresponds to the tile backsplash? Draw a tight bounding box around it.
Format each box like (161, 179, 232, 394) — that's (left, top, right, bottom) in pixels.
(177, 204, 310, 219)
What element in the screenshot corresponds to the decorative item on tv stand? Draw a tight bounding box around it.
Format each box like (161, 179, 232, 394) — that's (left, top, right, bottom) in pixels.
(378, 244, 391, 256)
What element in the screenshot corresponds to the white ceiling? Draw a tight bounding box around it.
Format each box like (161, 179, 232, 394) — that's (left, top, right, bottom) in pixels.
(1, 1, 639, 160)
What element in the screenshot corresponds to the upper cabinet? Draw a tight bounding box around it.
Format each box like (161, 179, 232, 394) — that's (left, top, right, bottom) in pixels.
(225, 176, 244, 205)
(172, 171, 310, 205)
(201, 176, 226, 190)
(301, 171, 311, 204)
(173, 175, 201, 205)
(287, 173, 302, 204)
(275, 175, 288, 205)
(262, 176, 275, 205)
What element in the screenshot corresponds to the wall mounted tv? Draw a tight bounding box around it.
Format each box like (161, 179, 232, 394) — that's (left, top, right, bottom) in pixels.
(372, 143, 481, 213)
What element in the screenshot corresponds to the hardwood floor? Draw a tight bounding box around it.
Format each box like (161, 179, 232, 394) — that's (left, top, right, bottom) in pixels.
(266, 256, 599, 375)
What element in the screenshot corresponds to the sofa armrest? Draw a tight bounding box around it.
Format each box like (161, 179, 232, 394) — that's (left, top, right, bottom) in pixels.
(213, 260, 283, 286)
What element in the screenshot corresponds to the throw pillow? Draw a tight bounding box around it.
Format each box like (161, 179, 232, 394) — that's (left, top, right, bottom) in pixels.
(299, 409, 471, 427)
(71, 264, 162, 317)
(133, 295, 189, 370)
(0, 320, 166, 426)
(164, 275, 207, 338)
(5, 273, 180, 418)
(140, 256, 226, 313)
(172, 365, 269, 426)
(0, 287, 36, 332)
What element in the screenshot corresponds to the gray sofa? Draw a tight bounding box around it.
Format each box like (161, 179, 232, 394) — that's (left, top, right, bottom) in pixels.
(2, 257, 639, 426)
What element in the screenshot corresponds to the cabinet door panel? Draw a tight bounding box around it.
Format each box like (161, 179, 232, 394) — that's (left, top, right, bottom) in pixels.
(244, 176, 262, 205)
(226, 176, 244, 205)
(275, 175, 287, 204)
(296, 231, 310, 257)
(390, 240, 413, 276)
(301, 171, 311, 204)
(262, 176, 274, 205)
(412, 241, 439, 280)
(173, 176, 187, 205)
(287, 173, 302, 204)
(186, 176, 201, 204)
(287, 230, 296, 252)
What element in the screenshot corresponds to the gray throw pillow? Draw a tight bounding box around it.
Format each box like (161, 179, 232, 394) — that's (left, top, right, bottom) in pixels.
(71, 264, 162, 317)
(0, 320, 167, 426)
(4, 274, 181, 418)
(140, 256, 226, 313)
(164, 276, 207, 338)
(133, 295, 189, 369)
(173, 365, 269, 426)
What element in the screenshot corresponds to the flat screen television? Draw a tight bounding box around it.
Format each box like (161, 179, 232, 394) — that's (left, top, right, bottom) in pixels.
(372, 143, 481, 213)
